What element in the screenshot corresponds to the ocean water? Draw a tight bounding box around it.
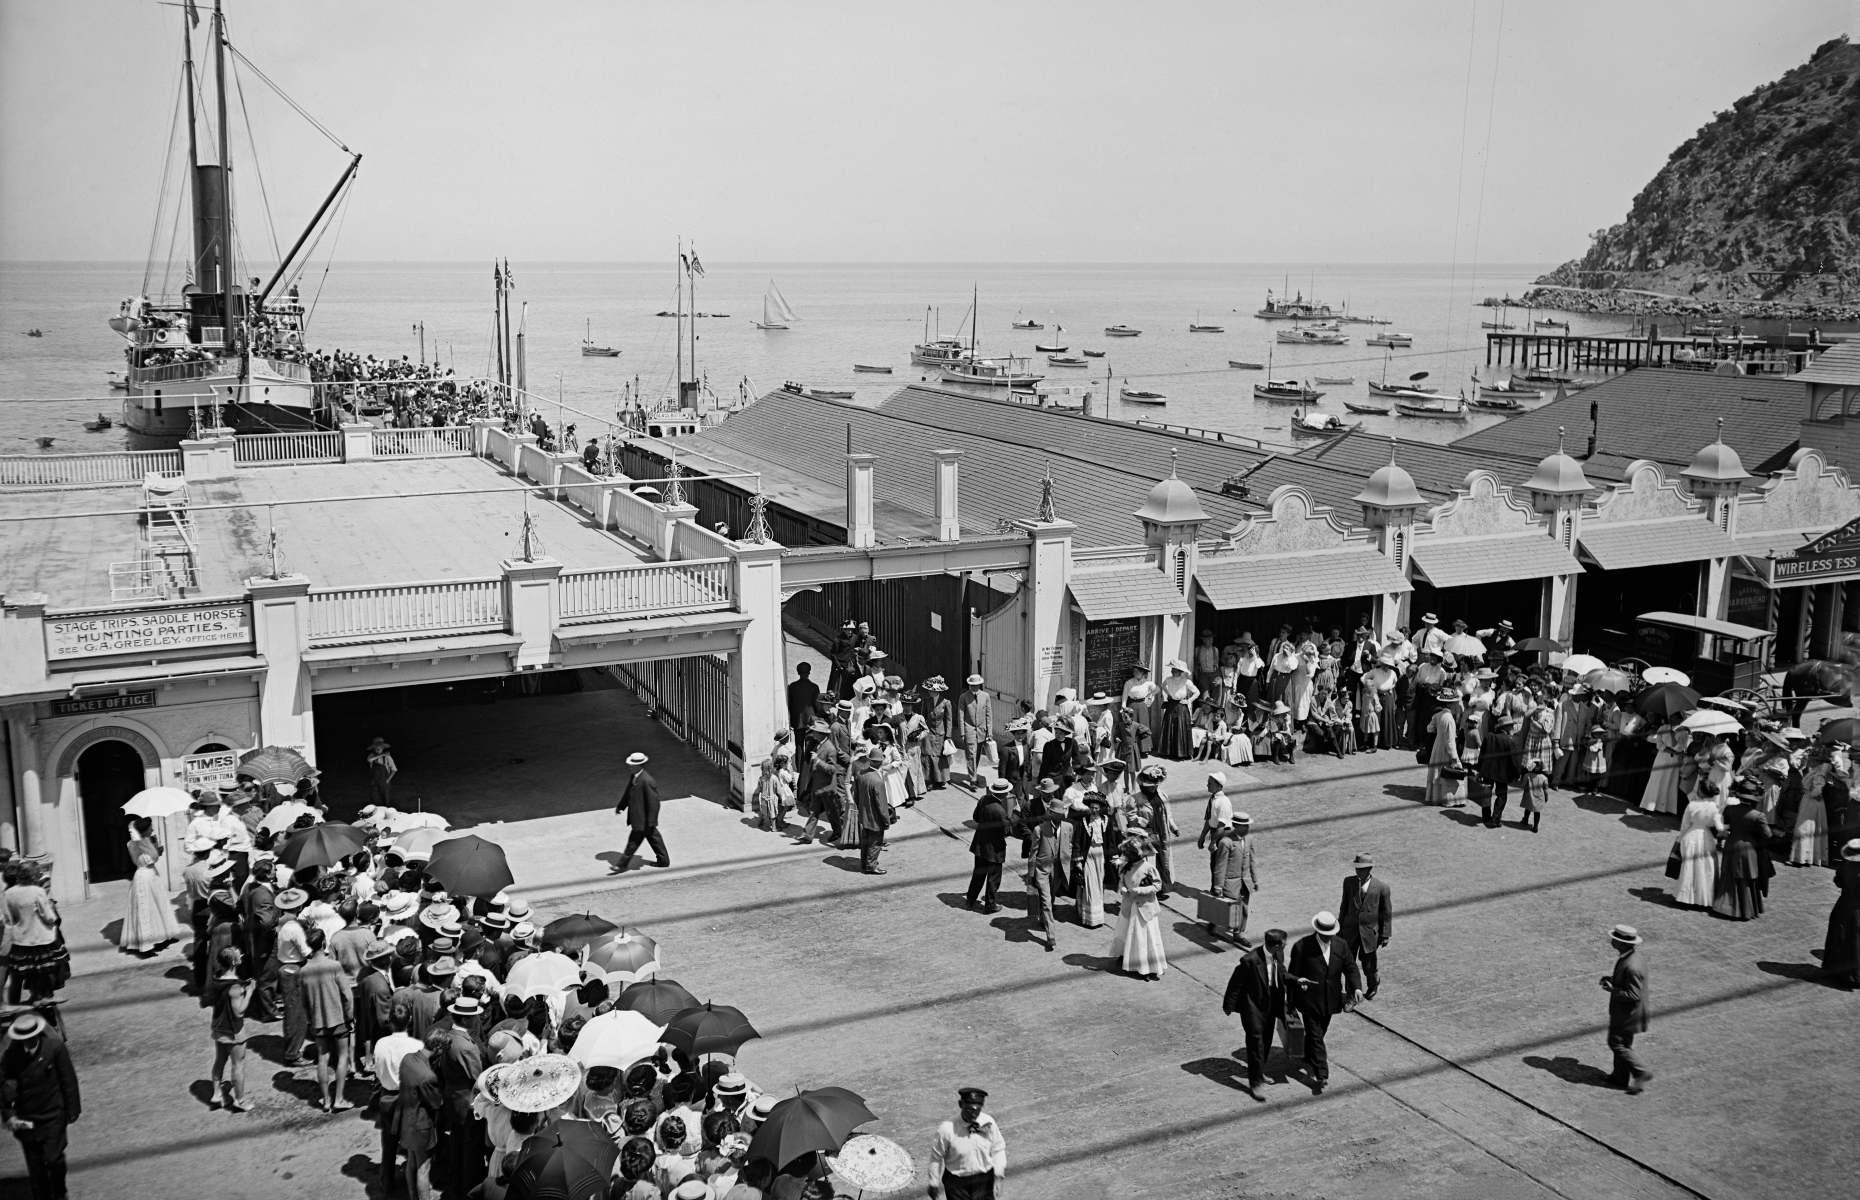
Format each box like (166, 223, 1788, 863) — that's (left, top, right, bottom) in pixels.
(0, 260, 1613, 454)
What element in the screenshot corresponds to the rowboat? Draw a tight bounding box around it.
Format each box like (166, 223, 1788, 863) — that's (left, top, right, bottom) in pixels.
(1313, 375, 1354, 385)
(1047, 355, 1089, 367)
(1481, 321, 1515, 331)
(1276, 327, 1347, 345)
(1034, 341, 1068, 353)
(1468, 392, 1524, 412)
(852, 364, 893, 373)
(1394, 397, 1468, 420)
(1289, 410, 1359, 438)
(1120, 384, 1165, 404)
(1254, 378, 1322, 402)
(1228, 360, 1264, 370)
(1082, 349, 1106, 358)
(1534, 318, 1569, 329)
(1104, 325, 1142, 337)
(1478, 379, 1543, 401)
(1342, 397, 1391, 415)
(1367, 378, 1439, 397)
(783, 381, 854, 400)
(1366, 332, 1413, 348)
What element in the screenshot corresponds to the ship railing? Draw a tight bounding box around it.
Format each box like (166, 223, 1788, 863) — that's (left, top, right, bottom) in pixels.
(233, 431, 344, 466)
(308, 577, 506, 645)
(558, 558, 735, 625)
(131, 359, 227, 385)
(0, 449, 184, 490)
(371, 426, 473, 458)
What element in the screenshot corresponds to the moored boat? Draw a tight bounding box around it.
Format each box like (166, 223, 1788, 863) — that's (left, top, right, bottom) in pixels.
(1011, 313, 1044, 330)
(781, 381, 855, 400)
(1189, 312, 1224, 333)
(1104, 325, 1142, 337)
(581, 317, 621, 357)
(1290, 410, 1359, 438)
(1034, 339, 1068, 353)
(1276, 327, 1348, 345)
(1313, 375, 1354, 385)
(1119, 384, 1165, 404)
(1468, 392, 1524, 412)
(1477, 378, 1543, 401)
(1047, 355, 1088, 367)
(1254, 288, 1336, 321)
(1366, 332, 1413, 348)
(911, 336, 972, 367)
(1535, 318, 1569, 330)
(853, 363, 893, 373)
(1342, 397, 1391, 415)
(941, 357, 1044, 388)
(1395, 396, 1469, 420)
(1082, 348, 1106, 358)
(1228, 360, 1264, 370)
(1254, 378, 1322, 403)
(755, 280, 799, 330)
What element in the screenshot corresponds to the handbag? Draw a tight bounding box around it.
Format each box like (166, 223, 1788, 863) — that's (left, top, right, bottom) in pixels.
(1414, 745, 1430, 765)
(941, 738, 956, 758)
(1664, 840, 1682, 880)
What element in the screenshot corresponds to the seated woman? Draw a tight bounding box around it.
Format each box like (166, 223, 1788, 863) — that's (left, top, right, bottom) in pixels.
(1190, 700, 1228, 763)
(1262, 702, 1297, 764)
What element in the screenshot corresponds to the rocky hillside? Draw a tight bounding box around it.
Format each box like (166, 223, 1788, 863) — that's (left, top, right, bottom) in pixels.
(1528, 36, 1860, 318)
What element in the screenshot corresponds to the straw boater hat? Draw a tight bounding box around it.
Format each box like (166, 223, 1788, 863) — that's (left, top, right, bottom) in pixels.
(626, 752, 649, 767)
(479, 908, 511, 931)
(380, 892, 419, 922)
(5, 1013, 49, 1042)
(1312, 910, 1340, 936)
(275, 888, 308, 913)
(1609, 924, 1642, 947)
(1421, 613, 1439, 626)
(1232, 812, 1252, 829)
(419, 903, 461, 931)
(1841, 838, 1860, 862)
(966, 673, 984, 687)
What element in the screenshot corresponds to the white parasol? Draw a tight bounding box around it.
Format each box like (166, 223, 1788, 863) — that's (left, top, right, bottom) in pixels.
(505, 951, 582, 999)
(566, 1010, 665, 1070)
(385, 810, 450, 834)
(1642, 666, 1692, 686)
(258, 801, 319, 836)
(1444, 633, 1486, 659)
(391, 826, 448, 862)
(1698, 695, 1748, 712)
(494, 1053, 584, 1114)
(1559, 654, 1606, 677)
(122, 786, 195, 819)
(1679, 709, 1742, 736)
(828, 1134, 917, 1192)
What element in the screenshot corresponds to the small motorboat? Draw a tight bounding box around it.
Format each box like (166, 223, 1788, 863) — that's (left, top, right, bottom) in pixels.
(1276, 327, 1347, 345)
(107, 372, 129, 392)
(1228, 359, 1264, 370)
(1119, 384, 1165, 404)
(1535, 318, 1570, 330)
(24, 328, 44, 338)
(1367, 378, 1439, 397)
(35, 435, 55, 448)
(1477, 378, 1543, 401)
(1343, 397, 1392, 415)
(580, 318, 621, 356)
(1011, 315, 1045, 330)
(1290, 410, 1359, 438)
(781, 381, 855, 400)
(1047, 355, 1089, 367)
(1512, 370, 1584, 390)
(1034, 341, 1068, 353)
(1189, 323, 1225, 333)
(1366, 332, 1413, 348)
(1254, 379, 1322, 402)
(1394, 396, 1469, 420)
(1468, 392, 1524, 412)
(1313, 375, 1355, 385)
(1104, 325, 1142, 337)
(1082, 349, 1106, 358)
(852, 364, 893, 373)
(83, 413, 114, 432)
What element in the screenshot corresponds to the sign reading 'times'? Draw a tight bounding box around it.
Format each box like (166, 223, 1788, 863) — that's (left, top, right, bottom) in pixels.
(45, 603, 253, 662)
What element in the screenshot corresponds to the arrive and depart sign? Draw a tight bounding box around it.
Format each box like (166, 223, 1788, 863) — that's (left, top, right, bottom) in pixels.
(44, 601, 252, 662)
(1767, 515, 1860, 586)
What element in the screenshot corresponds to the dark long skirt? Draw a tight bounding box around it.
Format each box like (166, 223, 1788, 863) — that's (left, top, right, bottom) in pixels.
(1158, 699, 1193, 760)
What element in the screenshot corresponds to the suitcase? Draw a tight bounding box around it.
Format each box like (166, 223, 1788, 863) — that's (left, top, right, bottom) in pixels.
(1195, 893, 1245, 931)
(1279, 1012, 1305, 1059)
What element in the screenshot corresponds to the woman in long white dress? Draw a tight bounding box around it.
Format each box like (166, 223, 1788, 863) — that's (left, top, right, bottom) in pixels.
(1075, 797, 1110, 929)
(1790, 747, 1838, 867)
(1111, 836, 1167, 979)
(1639, 720, 1687, 815)
(120, 816, 184, 954)
(1287, 635, 1319, 725)
(1671, 795, 1726, 908)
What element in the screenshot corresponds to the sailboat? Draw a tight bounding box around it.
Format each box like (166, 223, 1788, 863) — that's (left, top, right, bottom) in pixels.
(581, 317, 621, 357)
(755, 280, 799, 331)
(116, 0, 361, 448)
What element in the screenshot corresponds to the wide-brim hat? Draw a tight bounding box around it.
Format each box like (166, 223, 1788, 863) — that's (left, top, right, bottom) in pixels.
(1353, 853, 1374, 867)
(1044, 798, 1071, 820)
(275, 888, 308, 912)
(986, 779, 1014, 796)
(1006, 717, 1032, 733)
(1100, 760, 1126, 777)
(1167, 659, 1188, 673)
(834, 700, 854, 714)
(365, 939, 396, 962)
(1232, 812, 1252, 827)
(379, 892, 419, 921)
(419, 903, 461, 930)
(866, 649, 888, 662)
(1436, 687, 1460, 703)
(883, 675, 905, 689)
(714, 1072, 749, 1098)
(1312, 910, 1340, 936)
(1137, 765, 1167, 783)
(1270, 701, 1292, 716)
(1236, 634, 1257, 647)
(1474, 668, 1498, 681)
(626, 752, 649, 767)
(369, 737, 391, 750)
(1841, 838, 1860, 862)
(922, 677, 948, 693)
(852, 677, 877, 695)
(966, 673, 984, 686)
(479, 908, 511, 930)
(1421, 613, 1439, 626)
(5, 1013, 48, 1041)
(1036, 778, 1060, 794)
(1609, 923, 1642, 946)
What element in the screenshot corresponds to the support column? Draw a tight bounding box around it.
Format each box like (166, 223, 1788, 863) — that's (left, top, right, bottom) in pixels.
(651, 504, 700, 563)
(935, 450, 963, 542)
(180, 431, 235, 482)
(5, 714, 42, 861)
(727, 542, 786, 805)
(501, 557, 563, 671)
(340, 422, 375, 462)
(246, 575, 317, 760)
(1015, 517, 1077, 715)
(846, 454, 876, 549)
(470, 416, 501, 458)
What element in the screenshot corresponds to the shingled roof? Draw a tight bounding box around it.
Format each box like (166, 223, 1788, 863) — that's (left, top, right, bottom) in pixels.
(1449, 370, 1804, 478)
(1297, 431, 1529, 498)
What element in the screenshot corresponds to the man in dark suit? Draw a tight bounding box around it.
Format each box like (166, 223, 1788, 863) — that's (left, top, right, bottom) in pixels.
(1339, 853, 1393, 1000)
(786, 662, 821, 740)
(1288, 910, 1362, 1094)
(1600, 923, 1652, 1093)
(852, 748, 891, 875)
(1222, 928, 1289, 1100)
(614, 751, 670, 870)
(968, 780, 1013, 913)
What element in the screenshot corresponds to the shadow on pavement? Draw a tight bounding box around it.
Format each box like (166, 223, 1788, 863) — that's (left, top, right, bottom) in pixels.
(1438, 808, 1484, 827)
(185, 1079, 219, 1109)
(340, 1152, 388, 1199)
(821, 855, 868, 875)
(1060, 952, 1115, 974)
(1521, 1054, 1616, 1089)
(269, 1066, 326, 1108)
(1755, 959, 1832, 985)
(1383, 783, 1427, 804)
(1627, 885, 1686, 909)
(1171, 920, 1231, 954)
(1181, 1054, 1250, 1092)
(934, 892, 973, 911)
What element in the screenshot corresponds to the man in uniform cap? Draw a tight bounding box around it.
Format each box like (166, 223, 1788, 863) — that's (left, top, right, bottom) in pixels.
(1339, 853, 1393, 1000)
(1, 1011, 80, 1200)
(927, 1087, 1006, 1199)
(1599, 924, 1652, 1093)
(967, 781, 1013, 913)
(614, 751, 671, 872)
(1287, 911, 1362, 1094)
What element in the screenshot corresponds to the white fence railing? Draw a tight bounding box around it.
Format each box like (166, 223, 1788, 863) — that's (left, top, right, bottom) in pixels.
(559, 559, 734, 623)
(372, 426, 473, 458)
(234, 431, 342, 466)
(308, 578, 505, 644)
(0, 450, 183, 488)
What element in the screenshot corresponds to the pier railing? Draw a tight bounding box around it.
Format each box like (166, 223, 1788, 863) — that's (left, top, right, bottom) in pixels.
(307, 577, 506, 644)
(559, 559, 734, 623)
(234, 431, 343, 466)
(371, 426, 473, 458)
(0, 449, 183, 489)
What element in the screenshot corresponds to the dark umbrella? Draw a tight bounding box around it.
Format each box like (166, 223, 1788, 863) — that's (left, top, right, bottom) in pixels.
(426, 834, 514, 898)
(541, 912, 619, 955)
(1817, 717, 1860, 746)
(1509, 636, 1565, 655)
(236, 745, 315, 786)
(746, 1087, 879, 1171)
(276, 822, 368, 870)
(661, 1001, 760, 1058)
(613, 978, 700, 1025)
(1637, 683, 1702, 719)
(504, 1118, 617, 1200)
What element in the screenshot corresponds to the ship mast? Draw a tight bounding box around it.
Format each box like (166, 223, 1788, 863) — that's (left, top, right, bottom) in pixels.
(182, 9, 200, 172)
(213, 0, 234, 359)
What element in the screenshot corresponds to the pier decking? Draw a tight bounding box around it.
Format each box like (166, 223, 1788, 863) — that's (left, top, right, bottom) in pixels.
(1485, 330, 1817, 375)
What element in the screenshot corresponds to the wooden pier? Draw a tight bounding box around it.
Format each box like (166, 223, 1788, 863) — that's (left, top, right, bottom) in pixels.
(1485, 331, 1816, 376)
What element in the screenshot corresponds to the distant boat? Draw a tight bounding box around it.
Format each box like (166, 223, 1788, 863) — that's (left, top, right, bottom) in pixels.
(1011, 312, 1044, 330)
(1254, 289, 1335, 321)
(35, 436, 55, 448)
(1366, 332, 1413, 348)
(1482, 320, 1516, 330)
(1119, 383, 1165, 404)
(83, 413, 114, 432)
(942, 358, 1044, 388)
(1034, 337, 1068, 353)
(1395, 395, 1468, 420)
(1047, 355, 1089, 367)
(1104, 325, 1142, 337)
(581, 317, 622, 357)
(24, 329, 44, 338)
(1313, 375, 1355, 385)
(1290, 410, 1359, 438)
(1535, 318, 1569, 330)
(1254, 379, 1322, 403)
(755, 280, 799, 330)
(1276, 327, 1347, 345)
(1342, 397, 1391, 415)
(1369, 350, 1437, 398)
(912, 336, 971, 367)
(1468, 392, 1525, 412)
(853, 363, 893, 373)
(1477, 378, 1543, 401)
(1228, 360, 1264, 370)
(1189, 312, 1224, 333)
(1512, 369, 1584, 389)
(781, 381, 854, 400)
(107, 372, 129, 392)
(1082, 349, 1106, 358)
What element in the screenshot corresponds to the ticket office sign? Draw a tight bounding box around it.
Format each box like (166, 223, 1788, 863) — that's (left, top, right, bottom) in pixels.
(45, 602, 253, 663)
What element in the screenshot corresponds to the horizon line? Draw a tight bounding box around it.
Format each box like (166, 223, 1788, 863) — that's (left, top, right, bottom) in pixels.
(0, 258, 1559, 269)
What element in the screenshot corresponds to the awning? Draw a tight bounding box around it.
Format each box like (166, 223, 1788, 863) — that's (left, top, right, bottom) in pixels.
(1636, 610, 1773, 642)
(1410, 534, 1583, 588)
(1068, 567, 1190, 621)
(54, 654, 269, 694)
(1196, 549, 1410, 611)
(1578, 520, 1738, 570)
(302, 633, 522, 671)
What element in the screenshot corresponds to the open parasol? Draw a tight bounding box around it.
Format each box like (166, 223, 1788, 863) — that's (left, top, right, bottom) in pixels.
(1642, 666, 1692, 686)
(746, 1086, 879, 1172)
(122, 786, 195, 819)
(426, 834, 515, 898)
(1560, 654, 1607, 677)
(276, 822, 367, 870)
(236, 745, 315, 786)
(584, 929, 660, 984)
(1817, 717, 1860, 746)
(1444, 633, 1486, 659)
(828, 1133, 916, 1194)
(613, 978, 700, 1025)
(566, 1009, 665, 1070)
(1509, 636, 1565, 655)
(542, 912, 620, 955)
(496, 1053, 585, 1114)
(504, 1118, 618, 1200)
(391, 826, 448, 862)
(1679, 709, 1742, 736)
(1637, 683, 1702, 719)
(505, 951, 582, 1000)
(1581, 668, 1633, 693)
(662, 1002, 760, 1058)
(259, 800, 319, 836)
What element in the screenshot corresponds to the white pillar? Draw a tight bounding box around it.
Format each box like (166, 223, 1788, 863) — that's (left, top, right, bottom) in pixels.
(340, 422, 375, 462)
(501, 557, 563, 671)
(1016, 517, 1076, 712)
(935, 450, 963, 542)
(728, 541, 786, 805)
(652, 503, 699, 563)
(246, 575, 318, 761)
(180, 431, 235, 482)
(846, 453, 876, 549)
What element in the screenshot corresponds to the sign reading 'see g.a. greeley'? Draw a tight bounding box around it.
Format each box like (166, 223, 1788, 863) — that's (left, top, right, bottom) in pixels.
(45, 602, 253, 662)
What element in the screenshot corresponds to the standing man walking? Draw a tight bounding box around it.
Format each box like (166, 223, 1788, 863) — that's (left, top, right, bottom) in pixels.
(1024, 796, 1064, 952)
(926, 1087, 1006, 1200)
(1, 1013, 80, 1200)
(1288, 911, 1362, 1095)
(967, 781, 1013, 913)
(786, 662, 821, 740)
(615, 752, 671, 871)
(1338, 854, 1393, 1000)
(1600, 924, 1653, 1094)
(367, 737, 398, 810)
(957, 675, 994, 790)
(852, 747, 891, 876)
(1222, 928, 1288, 1100)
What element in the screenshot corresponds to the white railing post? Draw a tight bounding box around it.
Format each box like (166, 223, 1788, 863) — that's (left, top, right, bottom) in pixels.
(181, 431, 235, 482)
(471, 417, 501, 459)
(341, 422, 375, 462)
(502, 556, 562, 670)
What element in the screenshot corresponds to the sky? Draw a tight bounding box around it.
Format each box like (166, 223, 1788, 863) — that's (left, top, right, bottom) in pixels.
(0, 0, 1853, 265)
